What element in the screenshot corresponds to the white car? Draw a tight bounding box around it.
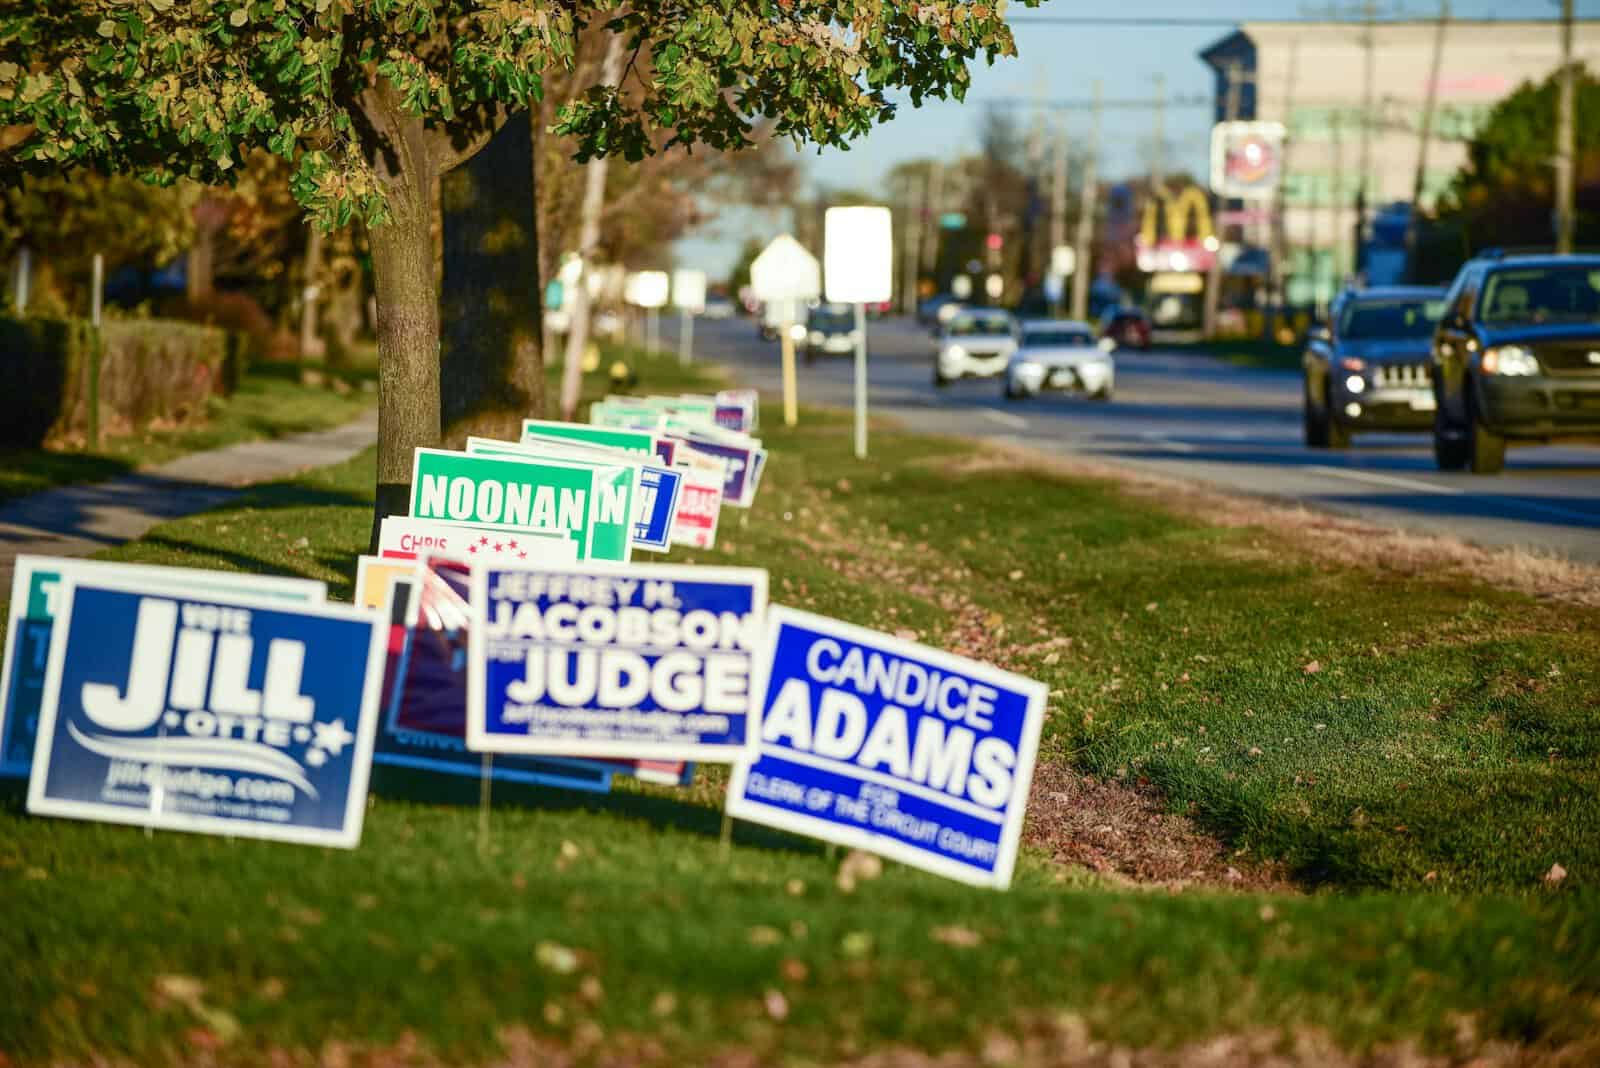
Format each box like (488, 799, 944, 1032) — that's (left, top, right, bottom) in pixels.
(934, 308, 1018, 386)
(1004, 320, 1115, 401)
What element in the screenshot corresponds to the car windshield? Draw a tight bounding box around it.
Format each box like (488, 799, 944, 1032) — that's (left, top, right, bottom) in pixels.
(949, 313, 1014, 336)
(1024, 329, 1094, 347)
(1338, 298, 1445, 339)
(1479, 266, 1600, 324)
(809, 309, 853, 331)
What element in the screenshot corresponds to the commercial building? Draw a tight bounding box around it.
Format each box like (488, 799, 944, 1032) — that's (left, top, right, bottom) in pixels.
(1200, 18, 1600, 308)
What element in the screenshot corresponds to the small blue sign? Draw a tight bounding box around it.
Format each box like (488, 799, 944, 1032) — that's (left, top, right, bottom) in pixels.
(633, 466, 683, 552)
(672, 436, 764, 508)
(1, 557, 326, 779)
(27, 579, 384, 848)
(377, 560, 616, 794)
(725, 607, 1046, 889)
(467, 563, 768, 761)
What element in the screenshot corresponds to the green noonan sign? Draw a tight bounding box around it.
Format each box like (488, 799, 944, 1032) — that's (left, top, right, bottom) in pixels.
(409, 449, 634, 562)
(520, 420, 656, 456)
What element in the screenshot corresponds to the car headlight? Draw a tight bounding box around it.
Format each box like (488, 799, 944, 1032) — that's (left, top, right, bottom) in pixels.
(1481, 344, 1539, 376)
(1014, 360, 1043, 376)
(788, 323, 808, 342)
(945, 345, 967, 362)
(1345, 374, 1366, 393)
(1339, 356, 1366, 372)
(808, 332, 824, 345)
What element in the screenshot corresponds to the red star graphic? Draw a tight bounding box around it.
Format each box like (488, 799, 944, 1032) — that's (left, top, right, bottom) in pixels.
(468, 544, 478, 554)
(508, 539, 519, 550)
(479, 536, 490, 546)
(492, 543, 504, 553)
(518, 551, 527, 560)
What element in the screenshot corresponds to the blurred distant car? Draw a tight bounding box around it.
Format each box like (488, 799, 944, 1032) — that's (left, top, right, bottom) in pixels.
(804, 303, 860, 362)
(1098, 306, 1152, 350)
(702, 296, 736, 319)
(917, 294, 960, 327)
(865, 299, 894, 319)
(1431, 251, 1600, 473)
(759, 301, 808, 343)
(1005, 320, 1114, 401)
(1303, 285, 1446, 449)
(934, 308, 1017, 386)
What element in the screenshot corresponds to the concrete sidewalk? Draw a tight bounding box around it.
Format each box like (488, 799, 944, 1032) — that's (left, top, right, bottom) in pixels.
(0, 410, 378, 587)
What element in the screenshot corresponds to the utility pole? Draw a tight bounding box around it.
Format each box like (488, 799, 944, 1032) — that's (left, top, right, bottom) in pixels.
(1331, 110, 1347, 292)
(1267, 41, 1301, 341)
(1151, 72, 1166, 194)
(902, 172, 924, 314)
(1556, 0, 1576, 254)
(1204, 62, 1244, 339)
(559, 32, 626, 420)
(1051, 130, 1070, 316)
(1070, 81, 1102, 322)
(920, 161, 945, 281)
(1406, 0, 1449, 281)
(1354, 1, 1379, 273)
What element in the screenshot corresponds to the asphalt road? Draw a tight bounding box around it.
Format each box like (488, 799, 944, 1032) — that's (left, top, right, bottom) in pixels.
(672, 315, 1600, 563)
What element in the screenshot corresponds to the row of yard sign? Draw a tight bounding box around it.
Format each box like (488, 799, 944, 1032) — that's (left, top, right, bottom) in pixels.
(0, 387, 1046, 888)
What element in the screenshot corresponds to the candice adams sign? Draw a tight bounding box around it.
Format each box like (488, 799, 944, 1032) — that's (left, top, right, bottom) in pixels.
(725, 608, 1046, 889)
(27, 575, 385, 848)
(467, 563, 767, 762)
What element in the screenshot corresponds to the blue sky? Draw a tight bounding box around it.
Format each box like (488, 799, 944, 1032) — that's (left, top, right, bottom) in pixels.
(676, 0, 1595, 278)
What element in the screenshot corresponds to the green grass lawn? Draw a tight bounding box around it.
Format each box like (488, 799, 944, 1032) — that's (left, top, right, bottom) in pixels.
(1167, 337, 1304, 372)
(2, 355, 1597, 1065)
(0, 362, 376, 505)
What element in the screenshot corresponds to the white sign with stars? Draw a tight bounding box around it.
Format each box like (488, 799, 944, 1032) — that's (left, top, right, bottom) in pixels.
(377, 516, 577, 566)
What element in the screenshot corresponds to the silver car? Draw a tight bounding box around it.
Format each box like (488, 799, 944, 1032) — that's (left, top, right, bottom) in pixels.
(1004, 320, 1115, 401)
(934, 308, 1018, 386)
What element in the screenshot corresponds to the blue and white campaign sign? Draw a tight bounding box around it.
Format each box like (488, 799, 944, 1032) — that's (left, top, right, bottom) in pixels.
(466, 563, 768, 761)
(631, 465, 683, 551)
(0, 557, 326, 780)
(27, 576, 384, 848)
(375, 557, 617, 795)
(725, 608, 1046, 889)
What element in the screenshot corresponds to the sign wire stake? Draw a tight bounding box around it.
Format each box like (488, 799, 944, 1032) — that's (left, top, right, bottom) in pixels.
(719, 811, 733, 863)
(478, 754, 494, 857)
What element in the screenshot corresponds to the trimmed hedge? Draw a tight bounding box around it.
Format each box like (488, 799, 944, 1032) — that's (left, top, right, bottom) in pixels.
(0, 315, 245, 447)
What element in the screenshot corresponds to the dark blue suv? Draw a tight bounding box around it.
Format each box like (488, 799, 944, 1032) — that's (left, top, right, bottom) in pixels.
(1431, 253, 1600, 473)
(1302, 286, 1447, 448)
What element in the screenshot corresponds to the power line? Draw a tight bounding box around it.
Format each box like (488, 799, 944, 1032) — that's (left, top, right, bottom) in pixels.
(978, 95, 1212, 111)
(1007, 14, 1590, 26)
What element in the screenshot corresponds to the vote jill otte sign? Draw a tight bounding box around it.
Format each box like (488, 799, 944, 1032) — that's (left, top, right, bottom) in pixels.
(28, 578, 385, 848)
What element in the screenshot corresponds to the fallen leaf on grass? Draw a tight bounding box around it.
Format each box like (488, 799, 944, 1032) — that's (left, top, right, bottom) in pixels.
(651, 992, 677, 1017)
(836, 850, 883, 892)
(781, 957, 809, 983)
(840, 931, 874, 958)
(747, 925, 783, 946)
(1545, 863, 1568, 885)
(894, 628, 919, 641)
(763, 989, 789, 1021)
(1303, 660, 1322, 675)
(535, 941, 580, 975)
(930, 924, 982, 948)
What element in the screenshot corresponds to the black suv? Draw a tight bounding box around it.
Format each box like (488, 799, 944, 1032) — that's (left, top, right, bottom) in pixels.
(1303, 286, 1446, 448)
(1431, 252, 1600, 473)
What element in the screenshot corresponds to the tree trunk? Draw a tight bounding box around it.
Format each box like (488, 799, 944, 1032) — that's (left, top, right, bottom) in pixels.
(186, 225, 215, 304)
(438, 113, 543, 445)
(367, 177, 440, 548)
(299, 224, 325, 360)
